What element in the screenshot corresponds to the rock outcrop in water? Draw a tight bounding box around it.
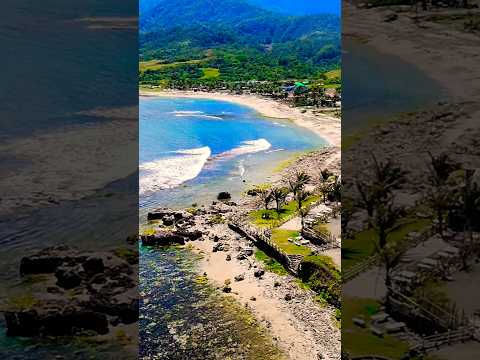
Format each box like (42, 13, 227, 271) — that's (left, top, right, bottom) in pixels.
(141, 229, 204, 246)
(217, 192, 231, 201)
(5, 246, 138, 337)
(147, 208, 191, 221)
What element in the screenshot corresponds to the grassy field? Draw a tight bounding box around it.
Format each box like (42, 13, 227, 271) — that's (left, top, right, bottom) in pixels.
(255, 250, 288, 275)
(324, 69, 341, 80)
(343, 296, 410, 358)
(201, 67, 220, 79)
(342, 217, 431, 270)
(139, 59, 203, 72)
(270, 229, 311, 256)
(249, 195, 320, 228)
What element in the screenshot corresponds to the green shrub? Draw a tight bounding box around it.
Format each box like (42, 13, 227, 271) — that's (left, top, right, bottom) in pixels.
(255, 250, 288, 275)
(298, 255, 341, 307)
(209, 214, 225, 224)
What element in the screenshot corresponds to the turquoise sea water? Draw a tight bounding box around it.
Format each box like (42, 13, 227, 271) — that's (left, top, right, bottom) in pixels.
(139, 96, 327, 214)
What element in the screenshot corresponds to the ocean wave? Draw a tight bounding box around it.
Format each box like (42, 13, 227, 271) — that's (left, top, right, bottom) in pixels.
(140, 146, 211, 194)
(214, 139, 271, 160)
(170, 111, 204, 115)
(171, 110, 223, 120)
(265, 148, 284, 154)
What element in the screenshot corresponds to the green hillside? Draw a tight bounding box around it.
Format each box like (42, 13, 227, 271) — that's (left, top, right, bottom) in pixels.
(139, 0, 341, 87)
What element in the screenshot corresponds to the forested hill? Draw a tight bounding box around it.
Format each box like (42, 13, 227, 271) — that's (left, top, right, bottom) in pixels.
(139, 0, 341, 84)
(247, 0, 341, 15)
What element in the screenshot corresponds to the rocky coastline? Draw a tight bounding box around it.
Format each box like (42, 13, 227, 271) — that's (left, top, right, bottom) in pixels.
(2, 241, 139, 356)
(140, 147, 342, 360)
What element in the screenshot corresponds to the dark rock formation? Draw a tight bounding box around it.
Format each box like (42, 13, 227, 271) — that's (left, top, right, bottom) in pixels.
(147, 208, 190, 221)
(213, 243, 224, 252)
(217, 192, 231, 201)
(19, 246, 86, 276)
(83, 256, 105, 276)
(234, 274, 245, 282)
(55, 266, 82, 289)
(141, 231, 186, 246)
(6, 246, 138, 338)
(162, 215, 175, 226)
(175, 229, 203, 241)
(254, 269, 265, 278)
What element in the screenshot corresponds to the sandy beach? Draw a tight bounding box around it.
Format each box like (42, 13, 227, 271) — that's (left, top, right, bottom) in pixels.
(343, 2, 480, 101)
(191, 230, 341, 360)
(140, 89, 341, 148)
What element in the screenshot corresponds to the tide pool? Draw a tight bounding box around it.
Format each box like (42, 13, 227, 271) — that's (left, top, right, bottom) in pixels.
(139, 97, 327, 214)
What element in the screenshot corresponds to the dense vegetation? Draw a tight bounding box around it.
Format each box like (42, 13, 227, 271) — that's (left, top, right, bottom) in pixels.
(139, 0, 341, 87)
(247, 0, 340, 16)
(298, 255, 341, 307)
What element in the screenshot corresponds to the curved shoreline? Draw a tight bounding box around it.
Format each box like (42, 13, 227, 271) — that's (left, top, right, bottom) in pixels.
(343, 3, 480, 102)
(139, 91, 342, 359)
(140, 89, 341, 148)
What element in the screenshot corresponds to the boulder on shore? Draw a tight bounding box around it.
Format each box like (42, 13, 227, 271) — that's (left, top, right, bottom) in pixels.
(213, 243, 225, 252)
(175, 229, 203, 241)
(217, 192, 231, 201)
(234, 274, 245, 282)
(254, 269, 265, 278)
(147, 208, 190, 221)
(141, 231, 185, 246)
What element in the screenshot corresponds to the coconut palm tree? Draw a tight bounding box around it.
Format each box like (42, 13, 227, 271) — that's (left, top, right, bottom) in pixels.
(320, 168, 333, 182)
(258, 188, 273, 211)
(376, 239, 405, 308)
(295, 190, 311, 230)
(286, 171, 311, 198)
(371, 197, 406, 249)
(355, 154, 407, 225)
(457, 169, 480, 269)
(425, 152, 459, 238)
(271, 187, 288, 213)
(370, 154, 407, 200)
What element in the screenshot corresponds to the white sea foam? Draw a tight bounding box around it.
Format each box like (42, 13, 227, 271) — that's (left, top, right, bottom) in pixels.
(176, 114, 223, 120)
(139, 146, 211, 194)
(238, 159, 246, 177)
(171, 110, 223, 120)
(214, 139, 271, 159)
(265, 148, 284, 154)
(170, 111, 204, 115)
